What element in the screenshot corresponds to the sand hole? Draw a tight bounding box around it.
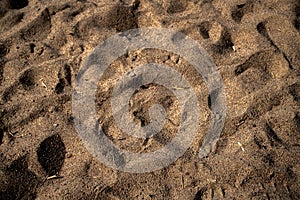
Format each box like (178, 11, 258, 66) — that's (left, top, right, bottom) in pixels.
(19, 69, 35, 90)
(37, 134, 66, 176)
(10, 0, 29, 10)
(167, 0, 188, 14)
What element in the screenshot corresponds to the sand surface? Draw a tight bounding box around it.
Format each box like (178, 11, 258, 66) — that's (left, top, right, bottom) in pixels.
(0, 0, 300, 199)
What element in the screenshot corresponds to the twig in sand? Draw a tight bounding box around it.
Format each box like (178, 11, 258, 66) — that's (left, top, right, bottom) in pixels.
(40, 78, 47, 88)
(46, 174, 63, 180)
(237, 141, 245, 152)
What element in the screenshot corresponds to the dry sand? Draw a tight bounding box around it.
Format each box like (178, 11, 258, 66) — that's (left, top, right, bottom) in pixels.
(0, 0, 300, 199)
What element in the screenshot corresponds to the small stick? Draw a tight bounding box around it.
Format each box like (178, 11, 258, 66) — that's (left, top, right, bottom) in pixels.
(40, 78, 47, 88)
(46, 174, 63, 180)
(8, 131, 15, 137)
(238, 142, 245, 152)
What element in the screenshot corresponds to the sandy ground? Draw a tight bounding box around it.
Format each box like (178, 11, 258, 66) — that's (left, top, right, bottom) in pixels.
(0, 0, 300, 199)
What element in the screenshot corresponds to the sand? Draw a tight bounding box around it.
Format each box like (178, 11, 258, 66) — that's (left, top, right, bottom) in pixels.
(0, 0, 299, 199)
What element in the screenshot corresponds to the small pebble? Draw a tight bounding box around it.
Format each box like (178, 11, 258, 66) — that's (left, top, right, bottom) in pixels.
(66, 153, 72, 158)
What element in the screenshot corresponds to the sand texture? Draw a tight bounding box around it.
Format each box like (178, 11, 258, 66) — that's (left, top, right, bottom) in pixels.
(0, 0, 300, 199)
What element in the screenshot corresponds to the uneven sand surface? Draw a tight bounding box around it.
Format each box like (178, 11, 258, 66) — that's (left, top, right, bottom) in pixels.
(0, 0, 300, 199)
